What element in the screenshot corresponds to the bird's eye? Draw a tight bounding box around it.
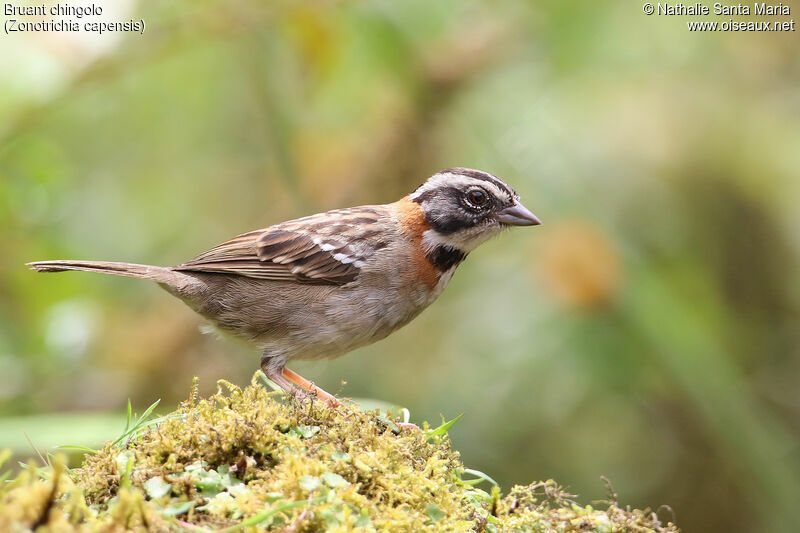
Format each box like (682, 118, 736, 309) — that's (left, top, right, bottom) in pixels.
(466, 189, 488, 208)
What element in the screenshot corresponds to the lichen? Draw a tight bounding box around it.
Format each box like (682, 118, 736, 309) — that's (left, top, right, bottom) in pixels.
(0, 378, 679, 532)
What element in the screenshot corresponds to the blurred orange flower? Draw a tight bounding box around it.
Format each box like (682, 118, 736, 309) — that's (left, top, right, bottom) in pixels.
(538, 220, 622, 310)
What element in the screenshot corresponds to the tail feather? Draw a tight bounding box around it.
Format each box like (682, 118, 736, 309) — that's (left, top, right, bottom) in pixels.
(27, 260, 172, 282)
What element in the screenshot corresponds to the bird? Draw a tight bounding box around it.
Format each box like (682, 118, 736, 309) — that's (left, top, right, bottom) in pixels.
(28, 168, 541, 407)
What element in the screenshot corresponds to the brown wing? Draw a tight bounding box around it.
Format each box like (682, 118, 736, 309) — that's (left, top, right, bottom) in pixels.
(174, 205, 390, 285)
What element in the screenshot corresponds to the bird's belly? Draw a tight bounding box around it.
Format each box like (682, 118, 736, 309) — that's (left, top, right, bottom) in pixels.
(285, 283, 434, 361)
(173, 273, 438, 361)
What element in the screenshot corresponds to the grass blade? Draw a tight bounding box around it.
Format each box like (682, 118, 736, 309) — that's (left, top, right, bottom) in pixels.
(111, 399, 161, 448)
(425, 414, 463, 439)
(219, 497, 323, 533)
(57, 445, 99, 455)
(461, 468, 499, 487)
(124, 399, 132, 434)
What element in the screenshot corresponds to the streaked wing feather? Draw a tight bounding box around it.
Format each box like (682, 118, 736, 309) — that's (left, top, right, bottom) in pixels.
(174, 206, 389, 285)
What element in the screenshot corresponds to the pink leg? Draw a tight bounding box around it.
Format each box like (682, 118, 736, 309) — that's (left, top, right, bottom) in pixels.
(262, 359, 339, 408)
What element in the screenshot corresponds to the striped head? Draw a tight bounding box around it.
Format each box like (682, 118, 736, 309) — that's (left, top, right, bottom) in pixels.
(409, 168, 541, 256)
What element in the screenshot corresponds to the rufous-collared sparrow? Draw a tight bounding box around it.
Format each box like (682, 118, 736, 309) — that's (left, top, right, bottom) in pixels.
(29, 168, 541, 406)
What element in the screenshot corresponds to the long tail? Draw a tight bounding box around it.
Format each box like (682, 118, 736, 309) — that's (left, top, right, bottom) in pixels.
(27, 260, 177, 284)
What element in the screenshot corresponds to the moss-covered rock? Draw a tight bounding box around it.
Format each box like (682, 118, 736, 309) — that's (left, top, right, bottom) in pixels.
(0, 379, 679, 532)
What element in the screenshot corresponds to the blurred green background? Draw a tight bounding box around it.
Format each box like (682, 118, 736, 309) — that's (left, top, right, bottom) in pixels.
(1, 1, 799, 531)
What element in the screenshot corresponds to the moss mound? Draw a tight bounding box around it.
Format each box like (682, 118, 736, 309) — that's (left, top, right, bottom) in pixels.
(0, 379, 679, 532)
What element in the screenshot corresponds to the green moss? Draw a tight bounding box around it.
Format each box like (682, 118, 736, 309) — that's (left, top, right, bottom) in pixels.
(0, 378, 679, 532)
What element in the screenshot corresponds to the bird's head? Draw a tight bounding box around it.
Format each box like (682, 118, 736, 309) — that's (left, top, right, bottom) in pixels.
(410, 167, 541, 254)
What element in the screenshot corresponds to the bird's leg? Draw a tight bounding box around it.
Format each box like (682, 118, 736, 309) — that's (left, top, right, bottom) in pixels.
(281, 367, 340, 408)
(261, 354, 339, 408)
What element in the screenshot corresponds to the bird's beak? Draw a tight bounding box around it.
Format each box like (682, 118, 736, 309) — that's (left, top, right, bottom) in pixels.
(496, 201, 542, 226)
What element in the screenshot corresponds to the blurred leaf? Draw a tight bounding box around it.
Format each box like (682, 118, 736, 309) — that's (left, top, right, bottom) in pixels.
(425, 503, 444, 522)
(290, 425, 320, 439)
(322, 472, 348, 488)
(330, 450, 350, 462)
(299, 475, 321, 492)
(161, 501, 194, 517)
(0, 413, 127, 453)
(375, 414, 399, 433)
(144, 476, 172, 499)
